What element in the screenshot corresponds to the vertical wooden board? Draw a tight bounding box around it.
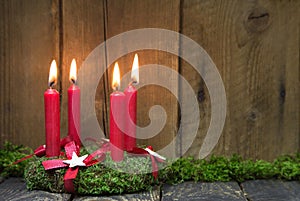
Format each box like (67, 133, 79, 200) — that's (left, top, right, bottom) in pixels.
(180, 0, 299, 160)
(0, 0, 59, 148)
(105, 0, 180, 157)
(61, 0, 106, 140)
(277, 1, 300, 155)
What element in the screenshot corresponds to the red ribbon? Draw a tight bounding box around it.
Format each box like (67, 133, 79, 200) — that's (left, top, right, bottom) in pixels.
(13, 145, 46, 165)
(83, 139, 165, 179)
(42, 140, 112, 193)
(83, 142, 110, 166)
(13, 136, 73, 165)
(42, 141, 79, 193)
(60, 136, 73, 148)
(15, 136, 165, 193)
(127, 146, 166, 179)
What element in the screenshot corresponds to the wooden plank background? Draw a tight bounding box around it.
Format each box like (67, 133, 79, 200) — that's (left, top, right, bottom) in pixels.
(180, 0, 300, 160)
(0, 0, 60, 148)
(0, 0, 299, 160)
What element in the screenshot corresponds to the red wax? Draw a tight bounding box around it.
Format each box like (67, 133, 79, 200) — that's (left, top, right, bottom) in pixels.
(44, 88, 60, 157)
(124, 85, 137, 151)
(109, 91, 125, 161)
(68, 84, 81, 146)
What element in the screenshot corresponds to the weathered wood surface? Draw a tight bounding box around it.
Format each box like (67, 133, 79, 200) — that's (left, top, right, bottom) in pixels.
(60, 0, 106, 139)
(0, 0, 60, 149)
(162, 181, 246, 201)
(73, 186, 160, 201)
(241, 180, 300, 201)
(0, 178, 159, 201)
(0, 0, 299, 161)
(60, 0, 181, 158)
(105, 0, 180, 158)
(181, 0, 300, 160)
(2, 178, 300, 201)
(0, 178, 71, 201)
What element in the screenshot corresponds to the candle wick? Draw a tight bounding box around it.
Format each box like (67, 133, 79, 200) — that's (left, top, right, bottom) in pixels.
(49, 81, 55, 88)
(71, 79, 76, 85)
(113, 83, 119, 91)
(130, 80, 138, 86)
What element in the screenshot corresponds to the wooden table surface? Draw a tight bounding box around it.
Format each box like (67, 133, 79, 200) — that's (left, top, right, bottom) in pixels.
(0, 177, 300, 201)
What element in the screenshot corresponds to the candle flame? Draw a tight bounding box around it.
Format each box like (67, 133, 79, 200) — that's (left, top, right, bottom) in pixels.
(131, 54, 139, 84)
(48, 60, 57, 87)
(112, 62, 120, 91)
(69, 59, 77, 84)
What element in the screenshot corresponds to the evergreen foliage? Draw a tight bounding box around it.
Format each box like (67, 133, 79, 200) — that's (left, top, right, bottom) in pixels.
(0, 141, 33, 177)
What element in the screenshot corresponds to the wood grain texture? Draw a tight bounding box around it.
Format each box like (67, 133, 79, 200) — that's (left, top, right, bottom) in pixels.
(105, 0, 180, 158)
(0, 0, 60, 148)
(162, 181, 246, 201)
(241, 180, 300, 201)
(60, 0, 107, 140)
(180, 0, 300, 160)
(0, 0, 299, 161)
(0, 178, 159, 201)
(0, 178, 71, 201)
(73, 186, 160, 201)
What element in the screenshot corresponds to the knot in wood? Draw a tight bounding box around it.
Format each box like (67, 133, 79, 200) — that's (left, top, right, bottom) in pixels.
(245, 7, 270, 33)
(247, 110, 259, 122)
(197, 89, 205, 102)
(279, 83, 286, 105)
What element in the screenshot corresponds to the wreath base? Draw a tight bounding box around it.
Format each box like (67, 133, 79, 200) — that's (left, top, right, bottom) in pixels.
(24, 152, 158, 195)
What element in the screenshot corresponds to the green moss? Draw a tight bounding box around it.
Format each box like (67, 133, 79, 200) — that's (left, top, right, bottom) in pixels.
(26, 152, 300, 194)
(0, 141, 33, 177)
(3, 141, 300, 195)
(24, 153, 156, 195)
(24, 156, 66, 193)
(273, 155, 300, 180)
(76, 153, 157, 195)
(160, 154, 300, 185)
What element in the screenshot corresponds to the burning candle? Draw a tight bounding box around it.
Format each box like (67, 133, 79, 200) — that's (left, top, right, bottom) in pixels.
(124, 54, 139, 151)
(68, 59, 81, 146)
(110, 62, 125, 161)
(44, 60, 60, 157)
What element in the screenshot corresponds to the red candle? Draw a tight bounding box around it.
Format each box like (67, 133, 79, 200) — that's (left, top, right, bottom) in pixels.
(124, 54, 139, 151)
(44, 60, 60, 157)
(110, 62, 125, 161)
(68, 59, 81, 146)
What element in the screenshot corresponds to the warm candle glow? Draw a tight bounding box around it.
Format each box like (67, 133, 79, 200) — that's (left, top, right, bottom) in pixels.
(69, 59, 77, 84)
(112, 62, 121, 91)
(48, 60, 57, 87)
(131, 54, 139, 84)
